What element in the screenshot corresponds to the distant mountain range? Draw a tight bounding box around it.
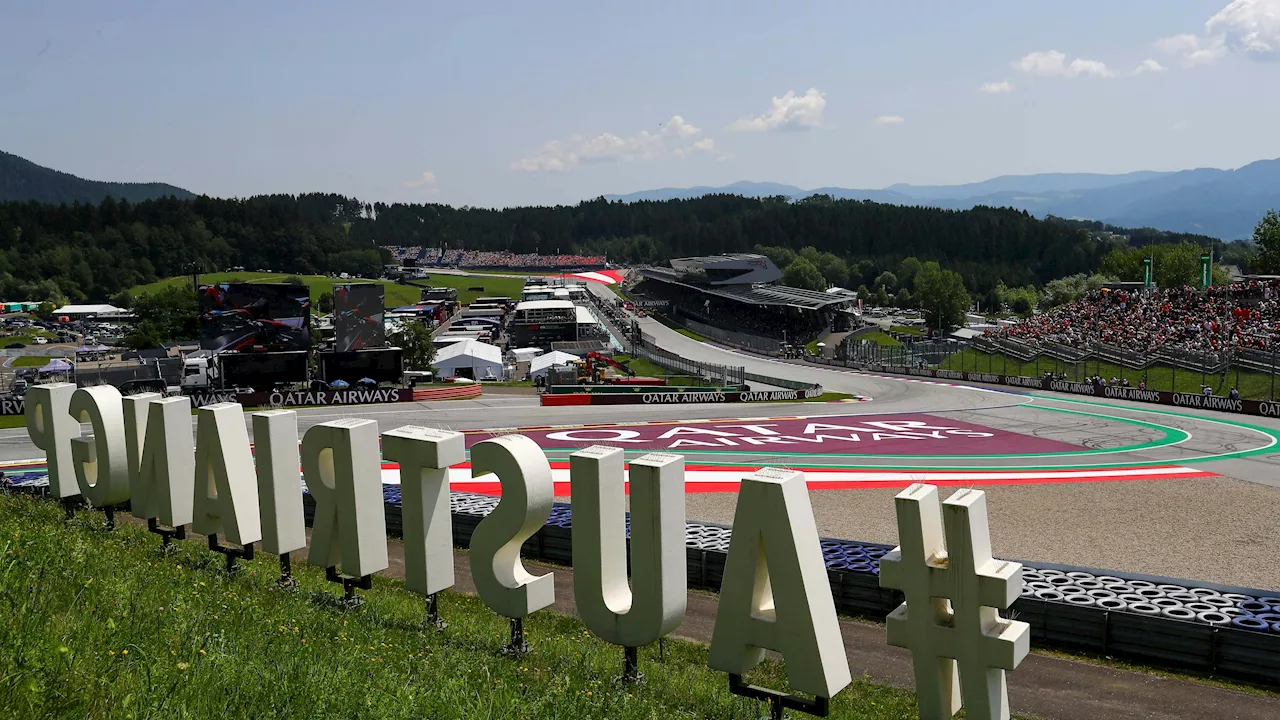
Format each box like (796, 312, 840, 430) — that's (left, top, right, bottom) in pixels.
(0, 151, 194, 205)
(604, 159, 1280, 240)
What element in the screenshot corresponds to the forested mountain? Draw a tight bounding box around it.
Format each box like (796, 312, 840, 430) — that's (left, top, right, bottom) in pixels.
(0, 192, 1114, 304)
(0, 151, 194, 205)
(605, 157, 1280, 239)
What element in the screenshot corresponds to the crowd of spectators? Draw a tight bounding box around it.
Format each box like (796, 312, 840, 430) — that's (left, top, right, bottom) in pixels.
(383, 247, 606, 268)
(996, 280, 1280, 356)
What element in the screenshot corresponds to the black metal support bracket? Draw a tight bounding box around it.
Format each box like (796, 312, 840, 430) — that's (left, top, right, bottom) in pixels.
(148, 518, 186, 552)
(101, 503, 127, 531)
(325, 566, 372, 608)
(620, 646, 643, 685)
(62, 496, 78, 522)
(207, 533, 254, 574)
(501, 617, 530, 657)
(424, 592, 446, 630)
(728, 674, 830, 720)
(277, 552, 298, 589)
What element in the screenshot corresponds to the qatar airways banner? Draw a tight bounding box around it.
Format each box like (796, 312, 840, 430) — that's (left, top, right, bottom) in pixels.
(830, 360, 1280, 418)
(186, 387, 413, 409)
(468, 414, 1082, 455)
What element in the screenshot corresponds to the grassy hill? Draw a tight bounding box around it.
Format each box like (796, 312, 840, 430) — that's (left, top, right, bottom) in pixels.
(0, 150, 195, 204)
(128, 272, 525, 308)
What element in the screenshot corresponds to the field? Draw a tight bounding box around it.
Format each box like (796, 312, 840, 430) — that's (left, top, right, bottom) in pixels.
(857, 331, 902, 347)
(9, 355, 67, 367)
(129, 272, 525, 308)
(940, 348, 1280, 400)
(0, 492, 939, 720)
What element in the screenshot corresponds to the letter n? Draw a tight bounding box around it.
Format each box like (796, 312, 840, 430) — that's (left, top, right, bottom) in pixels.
(708, 467, 851, 699)
(123, 394, 194, 527)
(192, 403, 262, 547)
(382, 426, 464, 596)
(303, 418, 387, 577)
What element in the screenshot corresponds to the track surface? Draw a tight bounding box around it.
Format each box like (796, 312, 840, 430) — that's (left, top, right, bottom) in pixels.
(3, 315, 1279, 588)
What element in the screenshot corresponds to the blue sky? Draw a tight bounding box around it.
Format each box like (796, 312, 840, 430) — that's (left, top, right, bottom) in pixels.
(3, 1, 1278, 207)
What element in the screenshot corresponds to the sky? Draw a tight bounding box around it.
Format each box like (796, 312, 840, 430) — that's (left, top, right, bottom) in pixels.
(3, 1, 1279, 208)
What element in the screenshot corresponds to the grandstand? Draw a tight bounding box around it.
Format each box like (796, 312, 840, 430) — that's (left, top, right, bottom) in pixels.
(635, 254, 855, 344)
(383, 246, 607, 269)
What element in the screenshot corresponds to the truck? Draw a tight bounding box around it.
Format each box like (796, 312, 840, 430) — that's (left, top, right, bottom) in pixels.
(180, 353, 220, 394)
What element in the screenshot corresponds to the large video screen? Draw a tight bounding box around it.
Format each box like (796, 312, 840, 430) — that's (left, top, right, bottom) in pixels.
(334, 283, 385, 352)
(319, 348, 403, 384)
(199, 283, 311, 352)
(221, 350, 309, 388)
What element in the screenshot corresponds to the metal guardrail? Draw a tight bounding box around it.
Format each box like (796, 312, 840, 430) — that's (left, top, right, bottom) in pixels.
(677, 315, 784, 356)
(631, 340, 745, 387)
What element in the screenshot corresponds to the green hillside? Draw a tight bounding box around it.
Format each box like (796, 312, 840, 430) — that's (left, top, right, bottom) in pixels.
(0, 150, 194, 204)
(129, 272, 524, 308)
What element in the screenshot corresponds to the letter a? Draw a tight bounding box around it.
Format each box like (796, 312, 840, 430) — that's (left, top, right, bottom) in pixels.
(252, 410, 306, 557)
(192, 403, 262, 547)
(709, 467, 851, 699)
(382, 425, 464, 597)
(25, 383, 79, 500)
(304, 419, 387, 578)
(123, 394, 194, 527)
(69, 386, 131, 508)
(468, 435, 554, 618)
(571, 447, 686, 648)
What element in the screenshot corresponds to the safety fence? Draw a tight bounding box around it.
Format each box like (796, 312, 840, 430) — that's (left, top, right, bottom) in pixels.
(632, 335, 745, 387)
(676, 315, 783, 356)
(6, 466, 1279, 685)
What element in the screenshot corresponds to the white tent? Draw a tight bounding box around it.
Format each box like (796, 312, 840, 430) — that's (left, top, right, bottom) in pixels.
(509, 347, 543, 362)
(529, 350, 580, 380)
(431, 339, 504, 380)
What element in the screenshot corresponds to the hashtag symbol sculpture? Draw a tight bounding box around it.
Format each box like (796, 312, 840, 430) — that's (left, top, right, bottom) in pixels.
(879, 484, 1030, 720)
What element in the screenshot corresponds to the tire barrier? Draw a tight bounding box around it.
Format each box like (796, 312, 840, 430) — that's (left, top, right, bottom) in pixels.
(7, 473, 1279, 686)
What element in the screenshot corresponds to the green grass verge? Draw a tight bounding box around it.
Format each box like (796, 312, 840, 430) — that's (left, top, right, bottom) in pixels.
(611, 354, 707, 387)
(0, 493, 941, 719)
(856, 331, 902, 347)
(940, 349, 1280, 400)
(888, 325, 923, 337)
(9, 355, 68, 367)
(0, 415, 26, 429)
(129, 272, 525, 308)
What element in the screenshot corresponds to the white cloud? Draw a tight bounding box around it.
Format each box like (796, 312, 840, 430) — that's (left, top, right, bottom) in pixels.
(871, 115, 905, 125)
(978, 80, 1014, 94)
(512, 115, 723, 172)
(1132, 58, 1168, 74)
(729, 88, 827, 132)
(405, 171, 439, 195)
(1170, 120, 1189, 132)
(1157, 0, 1280, 65)
(1014, 50, 1114, 78)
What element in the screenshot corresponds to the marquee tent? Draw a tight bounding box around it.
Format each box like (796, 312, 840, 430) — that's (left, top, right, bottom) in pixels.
(431, 339, 504, 380)
(528, 350, 580, 380)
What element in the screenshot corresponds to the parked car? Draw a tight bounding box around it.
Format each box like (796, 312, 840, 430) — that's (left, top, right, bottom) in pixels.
(5, 342, 24, 349)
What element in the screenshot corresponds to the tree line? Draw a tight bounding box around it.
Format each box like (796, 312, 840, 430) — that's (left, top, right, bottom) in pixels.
(4, 190, 1264, 310)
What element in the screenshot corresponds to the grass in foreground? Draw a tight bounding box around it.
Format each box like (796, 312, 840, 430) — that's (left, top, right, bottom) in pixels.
(940, 348, 1279, 400)
(888, 325, 923, 337)
(129, 271, 525, 308)
(0, 493, 937, 719)
(856, 331, 902, 347)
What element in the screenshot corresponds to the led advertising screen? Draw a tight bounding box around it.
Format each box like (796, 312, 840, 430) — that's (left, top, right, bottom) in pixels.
(220, 350, 310, 388)
(199, 283, 311, 352)
(334, 283, 385, 352)
(319, 348, 404, 385)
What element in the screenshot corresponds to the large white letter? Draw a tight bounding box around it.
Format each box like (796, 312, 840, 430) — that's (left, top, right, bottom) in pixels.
(382, 426, 464, 597)
(69, 385, 130, 507)
(252, 410, 306, 556)
(24, 382, 79, 500)
(468, 434, 554, 618)
(123, 394, 194, 527)
(571, 447, 686, 648)
(708, 467, 851, 699)
(303, 418, 387, 578)
(192, 403, 262, 546)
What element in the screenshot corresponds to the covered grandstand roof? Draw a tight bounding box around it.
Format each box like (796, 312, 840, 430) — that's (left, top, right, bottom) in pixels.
(641, 266, 851, 310)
